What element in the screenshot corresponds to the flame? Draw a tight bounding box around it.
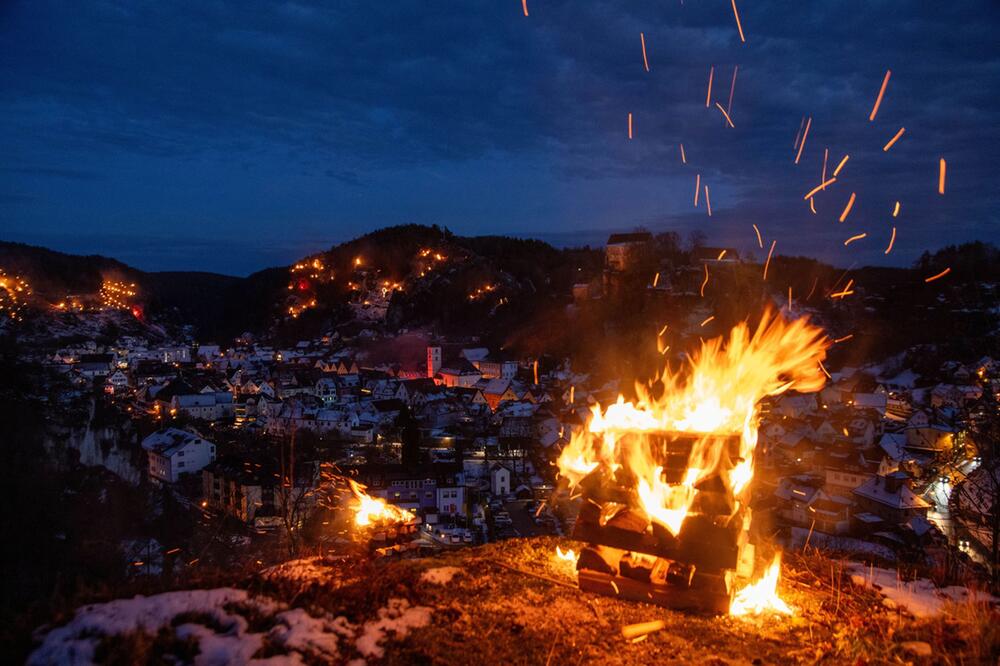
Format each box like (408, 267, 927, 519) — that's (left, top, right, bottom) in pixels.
(555, 546, 579, 564)
(730, 554, 792, 616)
(348, 479, 412, 527)
(557, 310, 828, 537)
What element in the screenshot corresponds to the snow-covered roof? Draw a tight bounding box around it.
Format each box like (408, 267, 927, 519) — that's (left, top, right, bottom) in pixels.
(853, 476, 930, 510)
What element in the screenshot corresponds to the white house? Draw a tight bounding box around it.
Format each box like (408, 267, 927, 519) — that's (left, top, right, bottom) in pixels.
(142, 428, 216, 483)
(490, 463, 511, 497)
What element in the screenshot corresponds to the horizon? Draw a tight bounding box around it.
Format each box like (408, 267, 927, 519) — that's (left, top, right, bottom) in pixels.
(2, 2, 998, 274)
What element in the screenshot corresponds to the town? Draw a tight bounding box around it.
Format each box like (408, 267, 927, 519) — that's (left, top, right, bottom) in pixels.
(8, 230, 993, 594)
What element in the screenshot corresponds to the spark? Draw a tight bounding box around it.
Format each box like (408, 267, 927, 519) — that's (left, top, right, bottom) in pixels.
(884, 227, 897, 254)
(819, 360, 832, 379)
(704, 185, 712, 216)
(821, 148, 829, 187)
(830, 279, 855, 299)
(832, 154, 850, 177)
(628, 112, 633, 140)
(680, 143, 687, 163)
(700, 263, 710, 297)
(763, 240, 776, 281)
(809, 198, 817, 215)
(533, 359, 539, 385)
(522, 0, 529, 16)
(869, 70, 891, 122)
(833, 334, 854, 344)
(730, 0, 746, 43)
(787, 286, 792, 311)
(793, 116, 805, 150)
(806, 276, 819, 300)
(700, 315, 715, 327)
(640, 32, 650, 72)
(658, 323, 668, 337)
(694, 174, 701, 206)
(706, 66, 714, 107)
(794, 117, 811, 164)
(844, 232, 867, 246)
(752, 223, 763, 248)
(938, 158, 946, 194)
(838, 193, 857, 223)
(803, 177, 837, 200)
(727, 65, 739, 113)
(883, 127, 905, 151)
(653, 272, 660, 287)
(925, 267, 951, 283)
(717, 249, 727, 260)
(892, 201, 901, 217)
(715, 102, 735, 128)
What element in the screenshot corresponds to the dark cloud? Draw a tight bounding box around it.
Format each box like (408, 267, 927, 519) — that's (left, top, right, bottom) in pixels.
(0, 0, 997, 273)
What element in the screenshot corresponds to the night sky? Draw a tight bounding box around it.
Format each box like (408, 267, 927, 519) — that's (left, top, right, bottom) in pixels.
(1, 1, 998, 275)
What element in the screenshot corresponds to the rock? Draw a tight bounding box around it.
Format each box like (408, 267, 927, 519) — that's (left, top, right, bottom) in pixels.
(900, 641, 932, 658)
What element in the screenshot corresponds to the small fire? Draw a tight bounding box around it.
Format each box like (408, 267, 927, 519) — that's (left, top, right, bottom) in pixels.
(730, 554, 792, 617)
(348, 479, 412, 527)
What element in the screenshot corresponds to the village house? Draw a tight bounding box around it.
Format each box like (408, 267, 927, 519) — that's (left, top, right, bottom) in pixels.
(852, 470, 931, 523)
(141, 428, 216, 483)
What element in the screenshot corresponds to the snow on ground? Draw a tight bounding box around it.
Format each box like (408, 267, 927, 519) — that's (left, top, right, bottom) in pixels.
(846, 564, 997, 618)
(354, 598, 433, 659)
(29, 586, 433, 665)
(421, 566, 462, 585)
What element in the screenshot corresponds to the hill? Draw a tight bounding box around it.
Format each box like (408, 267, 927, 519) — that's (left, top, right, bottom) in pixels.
(23, 537, 999, 664)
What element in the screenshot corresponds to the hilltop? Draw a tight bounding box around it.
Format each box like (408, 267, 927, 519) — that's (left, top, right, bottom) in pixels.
(24, 537, 999, 664)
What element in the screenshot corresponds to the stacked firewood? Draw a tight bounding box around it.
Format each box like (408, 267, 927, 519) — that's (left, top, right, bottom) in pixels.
(571, 432, 754, 613)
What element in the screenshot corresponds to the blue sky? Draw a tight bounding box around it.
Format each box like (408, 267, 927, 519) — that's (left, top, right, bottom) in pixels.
(1, 1, 998, 275)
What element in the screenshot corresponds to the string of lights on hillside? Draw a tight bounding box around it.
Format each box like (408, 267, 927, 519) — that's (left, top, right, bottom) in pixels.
(0, 270, 32, 322)
(98, 279, 138, 310)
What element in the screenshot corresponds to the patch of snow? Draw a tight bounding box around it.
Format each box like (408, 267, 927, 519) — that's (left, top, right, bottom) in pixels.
(354, 598, 433, 659)
(846, 564, 998, 618)
(421, 566, 462, 585)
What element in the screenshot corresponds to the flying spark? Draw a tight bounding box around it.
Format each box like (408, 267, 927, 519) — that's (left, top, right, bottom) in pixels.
(752, 224, 763, 248)
(883, 127, 905, 151)
(763, 240, 776, 280)
(640, 32, 650, 72)
(884, 227, 897, 255)
(628, 112, 633, 139)
(715, 102, 735, 128)
(809, 198, 817, 215)
(680, 143, 687, 163)
(892, 201, 901, 217)
(822, 148, 829, 187)
(938, 158, 946, 194)
(704, 185, 713, 216)
(706, 66, 714, 107)
(925, 267, 951, 283)
(727, 65, 739, 113)
(730, 0, 746, 42)
(844, 232, 867, 246)
(694, 174, 701, 206)
(833, 154, 850, 177)
(700, 263, 710, 297)
(838, 193, 857, 222)
(794, 117, 812, 164)
(803, 177, 837, 200)
(869, 70, 891, 121)
(700, 315, 715, 327)
(834, 334, 854, 344)
(793, 116, 805, 150)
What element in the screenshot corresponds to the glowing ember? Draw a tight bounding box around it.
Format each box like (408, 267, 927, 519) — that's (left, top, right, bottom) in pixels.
(938, 158, 946, 194)
(803, 177, 836, 201)
(925, 267, 951, 283)
(883, 127, 905, 151)
(730, 0, 746, 43)
(694, 174, 701, 206)
(521, 0, 528, 17)
(700, 264, 710, 297)
(679, 143, 687, 163)
(704, 185, 713, 216)
(832, 154, 849, 177)
(751, 224, 763, 249)
(794, 117, 811, 164)
(762, 240, 776, 281)
(730, 554, 792, 616)
(715, 102, 735, 128)
(640, 32, 650, 72)
(869, 70, 891, 122)
(348, 479, 412, 527)
(843, 232, 867, 246)
(892, 201, 901, 217)
(705, 66, 714, 108)
(884, 226, 897, 255)
(838, 192, 857, 222)
(628, 112, 633, 139)
(727, 65, 738, 113)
